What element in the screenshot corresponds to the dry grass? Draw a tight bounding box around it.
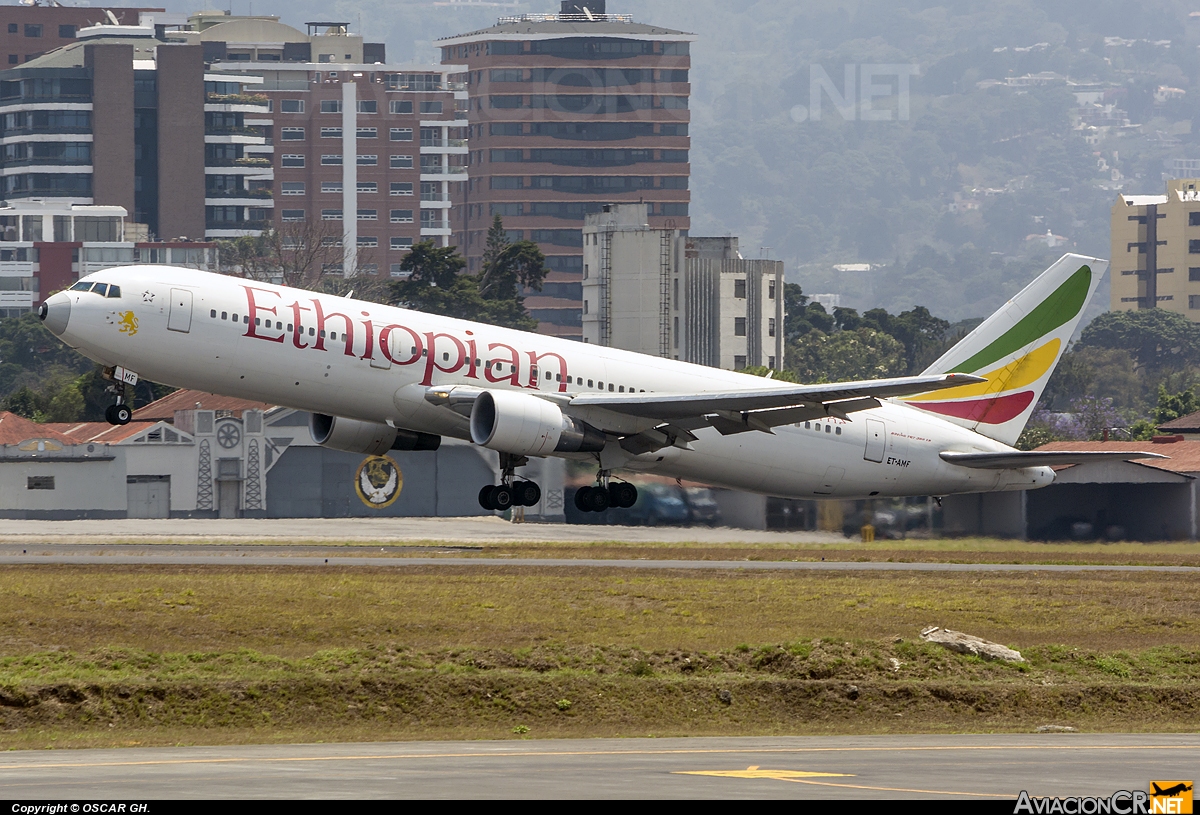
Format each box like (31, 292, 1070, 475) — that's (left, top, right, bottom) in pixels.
(2, 565, 1199, 655)
(3, 565, 1198, 748)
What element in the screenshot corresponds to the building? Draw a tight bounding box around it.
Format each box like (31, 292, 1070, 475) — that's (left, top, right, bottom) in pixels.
(439, 0, 694, 337)
(1, 2, 164, 67)
(0, 23, 272, 241)
(0, 199, 218, 316)
(944, 436, 1200, 540)
(193, 12, 467, 278)
(0, 388, 565, 519)
(1110, 178, 1200, 317)
(581, 203, 784, 370)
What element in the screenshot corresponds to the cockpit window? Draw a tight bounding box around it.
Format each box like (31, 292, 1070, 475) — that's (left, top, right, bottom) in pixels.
(70, 282, 91, 291)
(92, 283, 108, 296)
(106, 285, 120, 298)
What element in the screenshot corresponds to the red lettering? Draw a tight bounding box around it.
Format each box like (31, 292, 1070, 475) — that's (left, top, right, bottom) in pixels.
(527, 350, 569, 392)
(360, 312, 375, 361)
(288, 301, 311, 349)
(464, 332, 479, 379)
(310, 298, 355, 356)
(379, 324, 422, 366)
(242, 285, 285, 343)
(421, 332, 467, 385)
(485, 343, 521, 386)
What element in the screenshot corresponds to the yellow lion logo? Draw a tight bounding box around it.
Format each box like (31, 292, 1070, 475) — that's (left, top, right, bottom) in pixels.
(117, 311, 138, 336)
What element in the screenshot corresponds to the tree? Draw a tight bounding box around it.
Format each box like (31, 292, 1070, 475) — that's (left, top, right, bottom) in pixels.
(1152, 385, 1200, 425)
(737, 365, 800, 383)
(861, 305, 951, 374)
(388, 240, 540, 331)
(1078, 309, 1200, 372)
(217, 219, 362, 288)
(478, 215, 549, 300)
(787, 327, 906, 383)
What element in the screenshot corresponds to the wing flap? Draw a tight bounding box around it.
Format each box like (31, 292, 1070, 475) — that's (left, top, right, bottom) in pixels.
(940, 450, 1168, 469)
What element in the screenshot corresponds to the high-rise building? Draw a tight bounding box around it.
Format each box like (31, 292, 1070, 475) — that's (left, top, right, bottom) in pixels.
(1111, 178, 1200, 316)
(581, 204, 784, 371)
(0, 199, 219, 316)
(0, 2, 165, 67)
(439, 1, 694, 338)
(0, 23, 272, 241)
(193, 12, 467, 277)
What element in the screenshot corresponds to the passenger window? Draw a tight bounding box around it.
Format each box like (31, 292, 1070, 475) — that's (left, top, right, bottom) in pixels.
(546, 371, 552, 381)
(221, 312, 228, 320)
(588, 380, 594, 387)
(70, 282, 91, 291)
(556, 374, 561, 382)
(211, 309, 217, 318)
(244, 316, 250, 324)
(598, 381, 603, 389)
(107, 285, 121, 298)
(804, 421, 811, 429)
(309, 327, 315, 335)
(619, 386, 625, 393)
(835, 426, 842, 435)
(232, 313, 238, 321)
(331, 332, 338, 340)
(825, 425, 831, 433)
(93, 283, 108, 296)
(608, 383, 614, 392)
(288, 324, 293, 331)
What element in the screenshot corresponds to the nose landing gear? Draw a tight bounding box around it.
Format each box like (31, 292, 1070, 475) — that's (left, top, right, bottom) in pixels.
(478, 453, 543, 511)
(100, 365, 137, 425)
(104, 402, 133, 426)
(574, 472, 637, 514)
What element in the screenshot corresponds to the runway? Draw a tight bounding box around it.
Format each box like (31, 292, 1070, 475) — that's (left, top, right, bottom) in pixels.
(1, 735, 1195, 799)
(1, 543, 1198, 572)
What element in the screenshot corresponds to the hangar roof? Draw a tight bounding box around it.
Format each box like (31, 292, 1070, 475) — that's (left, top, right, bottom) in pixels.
(1037, 439, 1200, 474)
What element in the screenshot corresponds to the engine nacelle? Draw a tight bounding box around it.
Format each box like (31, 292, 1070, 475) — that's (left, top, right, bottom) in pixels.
(309, 413, 441, 455)
(469, 390, 605, 456)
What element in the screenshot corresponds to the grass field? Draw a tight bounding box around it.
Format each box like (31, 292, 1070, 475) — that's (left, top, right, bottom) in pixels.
(1, 563, 1198, 748)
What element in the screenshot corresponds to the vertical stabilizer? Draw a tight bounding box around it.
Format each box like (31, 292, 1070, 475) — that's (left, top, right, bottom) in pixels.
(904, 253, 1107, 446)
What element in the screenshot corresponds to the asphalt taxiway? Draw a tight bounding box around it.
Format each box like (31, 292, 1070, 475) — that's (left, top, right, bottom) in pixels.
(1, 735, 1196, 799)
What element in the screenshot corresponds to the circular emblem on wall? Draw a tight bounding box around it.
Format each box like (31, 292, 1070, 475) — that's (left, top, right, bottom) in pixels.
(356, 455, 403, 509)
(217, 422, 241, 449)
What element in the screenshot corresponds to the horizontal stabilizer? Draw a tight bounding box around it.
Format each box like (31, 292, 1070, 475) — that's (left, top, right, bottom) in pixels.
(939, 450, 1167, 470)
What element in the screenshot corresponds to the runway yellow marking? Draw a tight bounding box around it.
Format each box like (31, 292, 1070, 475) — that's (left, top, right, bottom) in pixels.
(676, 766, 853, 780)
(0, 743, 1196, 772)
(674, 765, 1011, 797)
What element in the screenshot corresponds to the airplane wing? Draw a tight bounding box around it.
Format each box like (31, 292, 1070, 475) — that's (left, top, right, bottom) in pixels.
(939, 450, 1168, 469)
(570, 373, 984, 425)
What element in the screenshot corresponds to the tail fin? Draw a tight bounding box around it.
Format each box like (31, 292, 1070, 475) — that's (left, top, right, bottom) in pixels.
(902, 253, 1106, 446)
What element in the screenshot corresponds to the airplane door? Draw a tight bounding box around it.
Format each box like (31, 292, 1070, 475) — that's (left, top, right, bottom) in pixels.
(371, 328, 393, 369)
(167, 288, 192, 333)
(864, 419, 885, 463)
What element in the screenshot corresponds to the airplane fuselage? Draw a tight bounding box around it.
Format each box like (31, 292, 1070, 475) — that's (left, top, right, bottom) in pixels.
(45, 266, 1054, 500)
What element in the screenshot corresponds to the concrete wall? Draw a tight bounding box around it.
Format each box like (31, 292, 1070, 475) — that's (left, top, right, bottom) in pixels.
(124, 442, 199, 514)
(0, 446, 126, 519)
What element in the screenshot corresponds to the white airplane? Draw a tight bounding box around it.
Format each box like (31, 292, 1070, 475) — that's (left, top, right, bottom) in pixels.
(38, 252, 1160, 512)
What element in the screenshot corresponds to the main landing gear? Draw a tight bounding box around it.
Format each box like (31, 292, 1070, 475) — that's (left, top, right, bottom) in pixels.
(574, 472, 637, 514)
(479, 453, 542, 511)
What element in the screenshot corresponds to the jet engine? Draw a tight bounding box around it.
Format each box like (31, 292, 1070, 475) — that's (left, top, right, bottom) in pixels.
(309, 413, 441, 455)
(469, 390, 605, 456)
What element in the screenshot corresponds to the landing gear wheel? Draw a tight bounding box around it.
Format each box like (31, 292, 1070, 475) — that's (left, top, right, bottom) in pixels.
(574, 486, 593, 513)
(609, 482, 637, 509)
(585, 486, 611, 512)
(104, 405, 116, 425)
(478, 485, 496, 511)
(112, 404, 132, 425)
(489, 484, 514, 511)
(513, 480, 541, 507)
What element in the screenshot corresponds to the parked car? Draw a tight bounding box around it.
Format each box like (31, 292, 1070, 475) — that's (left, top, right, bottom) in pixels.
(682, 487, 722, 526)
(607, 483, 690, 526)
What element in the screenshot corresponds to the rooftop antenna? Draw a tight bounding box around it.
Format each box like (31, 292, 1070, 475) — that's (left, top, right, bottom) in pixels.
(104, 9, 120, 25)
(582, 6, 595, 20)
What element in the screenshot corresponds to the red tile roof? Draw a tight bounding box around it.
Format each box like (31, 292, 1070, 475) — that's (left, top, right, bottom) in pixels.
(0, 412, 77, 445)
(132, 389, 275, 421)
(1036, 439, 1200, 474)
(46, 420, 157, 444)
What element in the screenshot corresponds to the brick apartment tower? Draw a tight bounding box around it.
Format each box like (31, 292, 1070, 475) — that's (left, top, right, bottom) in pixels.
(439, 1, 694, 339)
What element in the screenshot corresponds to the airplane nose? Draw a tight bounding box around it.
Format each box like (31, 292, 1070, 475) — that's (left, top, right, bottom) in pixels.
(39, 291, 71, 336)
